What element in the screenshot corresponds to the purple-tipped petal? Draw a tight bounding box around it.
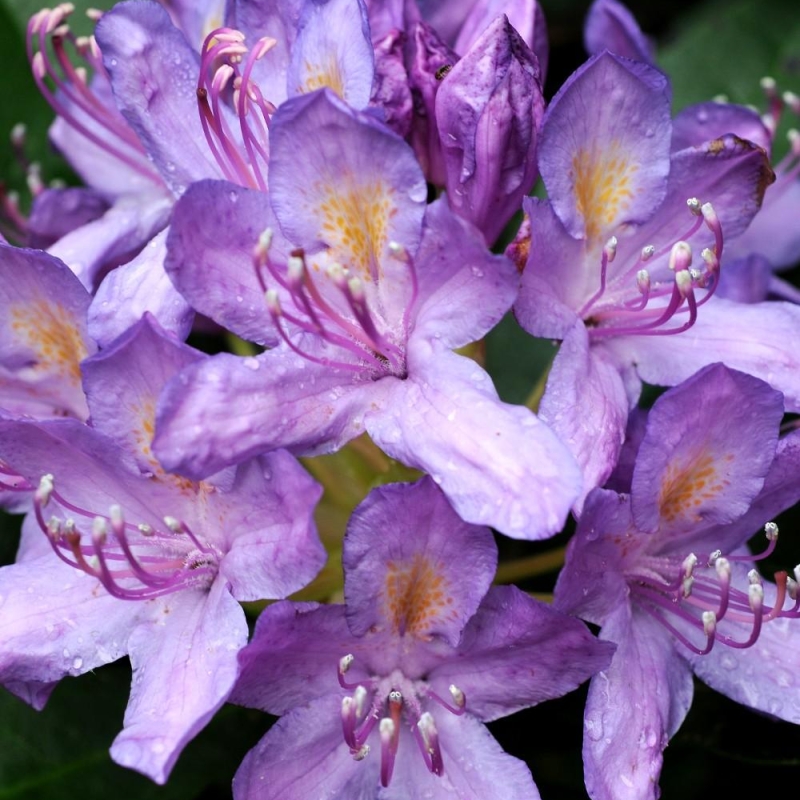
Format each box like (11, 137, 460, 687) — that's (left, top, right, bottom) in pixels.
(88, 229, 195, 347)
(165, 180, 286, 346)
(28, 188, 110, 250)
(607, 297, 800, 412)
(233, 601, 350, 714)
(0, 554, 139, 688)
(232, 695, 377, 800)
(366, 344, 582, 539)
(672, 102, 772, 153)
(96, 1, 225, 194)
(583, 0, 654, 63)
(387, 708, 542, 800)
(110, 581, 247, 783)
(343, 478, 497, 646)
(436, 15, 544, 244)
(631, 364, 783, 534)
(412, 198, 519, 348)
(0, 244, 94, 420)
(582, 604, 693, 800)
(48, 191, 172, 289)
(218, 451, 325, 601)
(430, 585, 614, 720)
(538, 51, 671, 242)
(538, 323, 630, 509)
(154, 348, 387, 478)
(81, 315, 204, 473)
(288, 0, 374, 107)
(554, 489, 633, 625)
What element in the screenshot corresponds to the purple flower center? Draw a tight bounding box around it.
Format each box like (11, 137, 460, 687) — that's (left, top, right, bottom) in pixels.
(254, 233, 413, 379)
(338, 655, 466, 786)
(33, 474, 220, 600)
(626, 523, 799, 654)
(581, 198, 723, 340)
(26, 4, 163, 186)
(197, 27, 277, 192)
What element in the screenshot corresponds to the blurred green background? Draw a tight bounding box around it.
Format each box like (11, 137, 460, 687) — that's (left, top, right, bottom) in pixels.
(1, 0, 800, 797)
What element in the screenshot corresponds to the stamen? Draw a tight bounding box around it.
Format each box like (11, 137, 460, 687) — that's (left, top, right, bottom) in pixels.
(416, 712, 444, 776)
(379, 717, 398, 787)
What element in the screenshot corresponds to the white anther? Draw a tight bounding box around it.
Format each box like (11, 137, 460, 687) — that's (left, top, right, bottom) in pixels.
(764, 521, 779, 541)
(675, 269, 693, 298)
(682, 575, 695, 598)
(109, 504, 123, 528)
(10, 123, 25, 147)
(46, 517, 62, 540)
(784, 91, 800, 108)
(138, 523, 154, 536)
(36, 474, 54, 506)
(707, 549, 722, 567)
(636, 269, 650, 294)
(256, 228, 273, 254)
(747, 568, 762, 586)
(668, 241, 692, 272)
(449, 684, 465, 709)
(86, 8, 104, 22)
(640, 245, 656, 262)
(711, 94, 729, 104)
(682, 553, 698, 578)
(701, 248, 718, 266)
(748, 582, 764, 609)
(379, 717, 396, 740)
(789, 129, 800, 151)
(760, 76, 776, 92)
(254, 36, 277, 59)
(686, 197, 701, 215)
(702, 610, 716, 636)
(417, 711, 437, 743)
(701, 202, 717, 226)
(795, 565, 800, 585)
(604, 236, 618, 262)
(92, 516, 108, 544)
(354, 685, 368, 718)
(326, 262, 347, 286)
(339, 653, 354, 674)
(388, 690, 403, 704)
(164, 516, 182, 533)
(387, 241, 409, 262)
(787, 577, 798, 601)
(352, 744, 370, 761)
(714, 557, 731, 580)
(347, 276, 365, 302)
(287, 255, 305, 283)
(689, 268, 702, 281)
(341, 695, 354, 717)
(64, 519, 76, 535)
(75, 66, 88, 85)
(265, 289, 281, 315)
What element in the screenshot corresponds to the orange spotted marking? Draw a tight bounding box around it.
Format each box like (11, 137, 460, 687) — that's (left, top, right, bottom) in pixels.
(10, 300, 88, 382)
(659, 452, 734, 524)
(299, 58, 345, 98)
(383, 553, 457, 638)
(572, 143, 639, 240)
(317, 179, 396, 279)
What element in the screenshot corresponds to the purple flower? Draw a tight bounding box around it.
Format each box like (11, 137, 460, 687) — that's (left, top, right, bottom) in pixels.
(0, 242, 96, 423)
(671, 88, 800, 304)
(155, 88, 581, 540)
(513, 50, 800, 506)
(231, 476, 614, 799)
(583, 0, 654, 63)
(0, 315, 325, 783)
(554, 363, 800, 800)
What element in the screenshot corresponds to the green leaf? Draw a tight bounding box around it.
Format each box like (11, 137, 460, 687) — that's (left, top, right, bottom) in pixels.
(0, 662, 267, 800)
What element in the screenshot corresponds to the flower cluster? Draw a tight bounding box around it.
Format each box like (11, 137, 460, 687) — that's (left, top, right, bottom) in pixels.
(1, 0, 800, 797)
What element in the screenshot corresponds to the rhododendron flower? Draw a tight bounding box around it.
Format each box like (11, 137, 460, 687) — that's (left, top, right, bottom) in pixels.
(555, 363, 800, 800)
(231, 477, 613, 799)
